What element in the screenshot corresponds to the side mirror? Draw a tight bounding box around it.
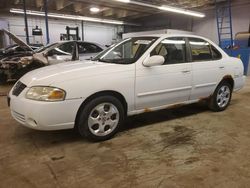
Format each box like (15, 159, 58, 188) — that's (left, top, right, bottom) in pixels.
(143, 55, 165, 67)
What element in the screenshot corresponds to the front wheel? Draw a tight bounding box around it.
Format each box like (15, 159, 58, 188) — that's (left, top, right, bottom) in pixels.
(76, 96, 125, 141)
(208, 81, 232, 112)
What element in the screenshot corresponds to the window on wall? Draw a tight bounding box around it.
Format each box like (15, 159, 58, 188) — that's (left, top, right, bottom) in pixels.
(189, 38, 213, 61)
(150, 37, 186, 65)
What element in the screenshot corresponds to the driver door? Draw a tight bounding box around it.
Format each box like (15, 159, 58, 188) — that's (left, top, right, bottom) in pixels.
(135, 37, 192, 110)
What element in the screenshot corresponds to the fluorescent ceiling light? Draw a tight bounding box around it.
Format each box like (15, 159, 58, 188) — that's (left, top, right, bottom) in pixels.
(159, 6, 205, 18)
(190, 41, 209, 45)
(161, 39, 185, 44)
(113, 0, 205, 18)
(9, 8, 137, 25)
(90, 7, 100, 13)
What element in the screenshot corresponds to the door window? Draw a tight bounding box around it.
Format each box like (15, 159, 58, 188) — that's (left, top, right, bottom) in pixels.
(211, 45, 222, 60)
(150, 37, 186, 65)
(78, 42, 103, 54)
(189, 38, 213, 61)
(189, 38, 222, 61)
(48, 42, 74, 56)
(57, 42, 74, 54)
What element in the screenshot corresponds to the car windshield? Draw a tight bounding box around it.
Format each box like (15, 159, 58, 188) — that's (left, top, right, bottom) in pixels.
(35, 43, 58, 53)
(92, 37, 158, 64)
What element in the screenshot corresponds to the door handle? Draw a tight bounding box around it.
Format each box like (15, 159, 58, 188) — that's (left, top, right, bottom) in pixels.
(219, 66, 225, 69)
(182, 70, 191, 73)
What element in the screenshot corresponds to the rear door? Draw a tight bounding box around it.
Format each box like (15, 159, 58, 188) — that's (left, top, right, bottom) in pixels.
(188, 37, 225, 100)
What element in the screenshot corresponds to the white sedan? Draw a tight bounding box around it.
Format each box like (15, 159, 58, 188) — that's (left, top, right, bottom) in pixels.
(9, 34, 245, 141)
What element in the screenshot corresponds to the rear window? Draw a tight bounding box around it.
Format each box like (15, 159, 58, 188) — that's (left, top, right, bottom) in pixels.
(189, 37, 222, 61)
(189, 38, 212, 61)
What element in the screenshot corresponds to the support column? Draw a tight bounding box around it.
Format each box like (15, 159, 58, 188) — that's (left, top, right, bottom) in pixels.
(44, 0, 50, 44)
(248, 23, 250, 47)
(81, 21, 84, 41)
(23, 0, 29, 44)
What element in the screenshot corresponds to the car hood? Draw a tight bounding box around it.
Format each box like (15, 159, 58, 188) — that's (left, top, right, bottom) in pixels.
(2, 29, 34, 52)
(19, 60, 127, 87)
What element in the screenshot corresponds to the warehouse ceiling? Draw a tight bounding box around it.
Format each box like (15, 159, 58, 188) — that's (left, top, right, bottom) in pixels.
(0, 0, 250, 21)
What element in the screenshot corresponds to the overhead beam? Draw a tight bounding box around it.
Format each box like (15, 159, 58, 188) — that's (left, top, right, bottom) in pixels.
(23, 0, 29, 44)
(73, 2, 85, 12)
(117, 10, 139, 19)
(102, 8, 114, 17)
(35, 0, 43, 7)
(55, 0, 73, 10)
(72, 0, 158, 14)
(14, 0, 20, 4)
(44, 0, 50, 44)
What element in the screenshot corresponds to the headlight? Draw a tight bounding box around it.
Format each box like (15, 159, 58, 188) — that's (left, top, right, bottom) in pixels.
(26, 86, 66, 101)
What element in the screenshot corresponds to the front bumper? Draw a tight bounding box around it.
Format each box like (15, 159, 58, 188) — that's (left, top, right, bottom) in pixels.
(9, 88, 84, 130)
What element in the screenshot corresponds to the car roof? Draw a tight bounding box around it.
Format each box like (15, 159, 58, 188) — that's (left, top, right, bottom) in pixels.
(127, 34, 209, 39)
(125, 34, 217, 46)
(58, 40, 100, 44)
(56, 40, 104, 48)
(124, 34, 227, 57)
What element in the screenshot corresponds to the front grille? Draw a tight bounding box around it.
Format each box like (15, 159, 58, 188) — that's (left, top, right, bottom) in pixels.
(12, 81, 27, 96)
(12, 111, 25, 124)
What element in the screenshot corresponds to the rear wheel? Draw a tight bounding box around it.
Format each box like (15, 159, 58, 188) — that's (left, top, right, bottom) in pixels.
(76, 96, 125, 141)
(208, 81, 232, 111)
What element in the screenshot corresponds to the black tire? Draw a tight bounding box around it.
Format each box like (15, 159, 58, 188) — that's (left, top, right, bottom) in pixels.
(208, 81, 233, 112)
(0, 72, 7, 85)
(76, 96, 125, 141)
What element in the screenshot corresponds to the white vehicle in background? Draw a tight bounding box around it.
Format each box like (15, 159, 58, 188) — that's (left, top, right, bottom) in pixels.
(33, 40, 105, 65)
(0, 29, 105, 83)
(122, 28, 193, 39)
(9, 34, 245, 141)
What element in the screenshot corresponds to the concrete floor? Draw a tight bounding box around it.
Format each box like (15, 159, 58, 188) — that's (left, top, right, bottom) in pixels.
(0, 79, 250, 188)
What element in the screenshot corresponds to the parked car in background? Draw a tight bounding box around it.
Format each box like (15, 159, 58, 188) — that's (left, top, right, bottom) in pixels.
(0, 29, 104, 84)
(0, 29, 43, 60)
(0, 44, 42, 60)
(9, 34, 245, 141)
(32, 40, 104, 65)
